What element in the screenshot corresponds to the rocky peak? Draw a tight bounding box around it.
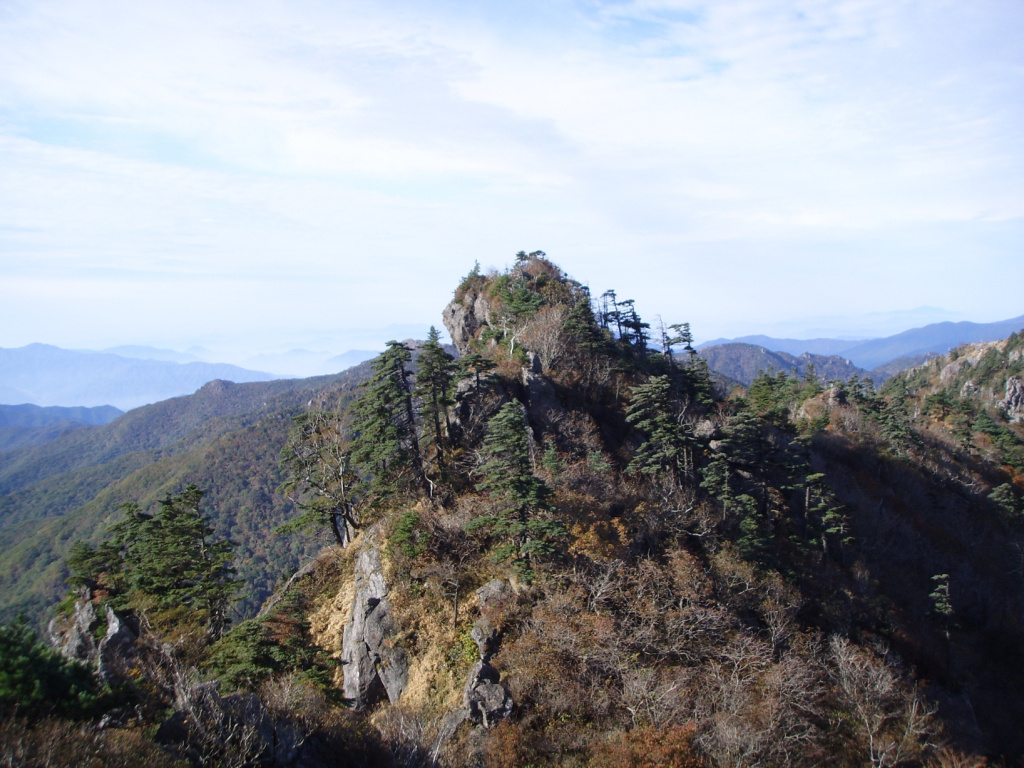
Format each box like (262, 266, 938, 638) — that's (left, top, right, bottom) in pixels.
(442, 288, 495, 356)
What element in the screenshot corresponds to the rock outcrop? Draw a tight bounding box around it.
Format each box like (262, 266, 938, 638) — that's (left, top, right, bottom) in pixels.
(1002, 376, 1024, 423)
(443, 290, 494, 356)
(49, 592, 137, 684)
(97, 604, 138, 683)
(430, 578, 516, 758)
(522, 353, 565, 428)
(49, 590, 98, 663)
(463, 660, 514, 727)
(341, 533, 408, 708)
(462, 582, 514, 727)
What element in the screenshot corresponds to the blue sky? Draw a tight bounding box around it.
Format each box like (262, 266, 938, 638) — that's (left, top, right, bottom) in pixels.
(1, 0, 1021, 361)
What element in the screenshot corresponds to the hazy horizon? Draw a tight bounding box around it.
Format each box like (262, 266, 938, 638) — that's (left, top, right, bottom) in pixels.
(2, 1, 1021, 354)
(7, 303, 1024, 379)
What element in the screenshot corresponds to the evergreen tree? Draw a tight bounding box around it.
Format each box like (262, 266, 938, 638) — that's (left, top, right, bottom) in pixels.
(747, 370, 796, 430)
(111, 485, 237, 637)
(491, 272, 544, 354)
(682, 354, 716, 407)
(617, 299, 650, 354)
(626, 375, 695, 485)
(735, 493, 772, 566)
(989, 483, 1020, 517)
(803, 472, 852, 566)
(563, 291, 606, 353)
(349, 341, 429, 501)
(414, 327, 457, 477)
(800, 363, 823, 399)
(878, 396, 915, 455)
(467, 402, 562, 575)
(700, 412, 781, 564)
(458, 351, 497, 391)
(66, 539, 124, 596)
(0, 618, 100, 718)
(667, 322, 695, 360)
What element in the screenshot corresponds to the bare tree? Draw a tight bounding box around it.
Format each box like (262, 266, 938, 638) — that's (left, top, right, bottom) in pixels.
(519, 304, 569, 371)
(829, 636, 939, 767)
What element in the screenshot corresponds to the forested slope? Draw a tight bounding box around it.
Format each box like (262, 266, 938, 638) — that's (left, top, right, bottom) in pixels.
(3, 255, 1022, 766)
(0, 364, 376, 626)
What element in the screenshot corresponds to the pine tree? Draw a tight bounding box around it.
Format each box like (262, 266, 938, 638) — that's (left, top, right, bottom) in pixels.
(111, 485, 237, 637)
(626, 375, 694, 485)
(467, 402, 562, 575)
(458, 351, 497, 391)
(563, 291, 606, 354)
(803, 472, 852, 566)
(747, 370, 795, 430)
(0, 618, 100, 718)
(414, 327, 457, 477)
(349, 341, 428, 501)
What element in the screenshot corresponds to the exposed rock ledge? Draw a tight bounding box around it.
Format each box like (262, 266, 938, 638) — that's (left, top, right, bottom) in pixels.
(1002, 376, 1024, 423)
(341, 531, 409, 709)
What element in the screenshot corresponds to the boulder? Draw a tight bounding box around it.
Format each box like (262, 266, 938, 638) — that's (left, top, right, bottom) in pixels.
(462, 661, 514, 727)
(470, 619, 498, 662)
(475, 579, 512, 607)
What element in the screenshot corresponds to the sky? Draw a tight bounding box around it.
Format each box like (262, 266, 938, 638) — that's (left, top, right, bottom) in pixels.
(1, 0, 1022, 363)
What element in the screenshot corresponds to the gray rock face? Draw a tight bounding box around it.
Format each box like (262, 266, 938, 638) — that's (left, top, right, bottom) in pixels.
(49, 596, 138, 686)
(475, 578, 512, 607)
(50, 594, 98, 663)
(98, 604, 137, 683)
(463, 661, 514, 727)
(454, 578, 515, 728)
(471, 619, 498, 662)
(1002, 376, 1024, 423)
(341, 536, 408, 708)
(443, 291, 494, 356)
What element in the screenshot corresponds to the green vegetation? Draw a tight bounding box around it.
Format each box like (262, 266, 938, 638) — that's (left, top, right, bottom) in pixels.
(348, 340, 428, 502)
(466, 402, 563, 576)
(0, 618, 100, 718)
(65, 485, 237, 638)
(1, 254, 1022, 765)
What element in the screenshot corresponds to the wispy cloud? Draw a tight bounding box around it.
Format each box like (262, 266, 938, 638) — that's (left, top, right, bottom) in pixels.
(1, 0, 1021, 353)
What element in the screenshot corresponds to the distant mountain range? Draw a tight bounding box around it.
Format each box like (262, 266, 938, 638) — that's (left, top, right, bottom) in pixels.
(0, 344, 279, 410)
(103, 345, 204, 364)
(697, 344, 880, 387)
(699, 313, 1024, 373)
(0, 404, 125, 453)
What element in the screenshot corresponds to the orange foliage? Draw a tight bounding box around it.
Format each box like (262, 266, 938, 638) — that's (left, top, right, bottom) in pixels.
(568, 518, 628, 561)
(589, 724, 706, 768)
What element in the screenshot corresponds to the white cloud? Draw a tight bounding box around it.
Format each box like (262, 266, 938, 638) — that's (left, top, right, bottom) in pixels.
(0, 0, 1021, 353)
